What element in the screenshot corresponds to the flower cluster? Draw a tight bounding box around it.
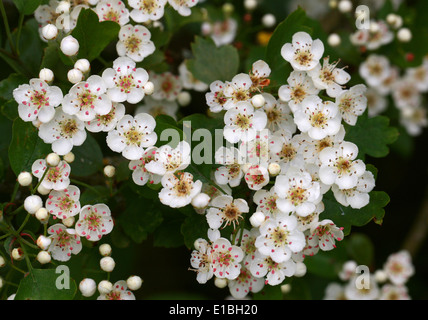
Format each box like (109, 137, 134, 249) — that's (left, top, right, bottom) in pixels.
(324, 250, 414, 300)
(186, 31, 377, 299)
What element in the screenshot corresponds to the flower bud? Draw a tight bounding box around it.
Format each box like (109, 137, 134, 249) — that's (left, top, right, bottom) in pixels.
(100, 256, 115, 272)
(46, 152, 61, 167)
(63, 152, 75, 163)
(386, 13, 403, 29)
(60, 35, 80, 56)
(327, 33, 341, 47)
(24, 195, 43, 214)
(56, 0, 71, 14)
(249, 211, 265, 227)
(268, 163, 281, 176)
(37, 235, 52, 250)
(79, 278, 97, 297)
(0, 277, 3, 289)
(177, 91, 191, 107)
(62, 216, 75, 228)
(191, 193, 210, 209)
(39, 68, 54, 83)
(74, 58, 91, 73)
(67, 68, 84, 84)
(262, 14, 276, 28)
(251, 94, 265, 108)
(37, 184, 51, 195)
(338, 0, 352, 13)
(374, 270, 388, 283)
(127, 276, 143, 291)
(98, 280, 113, 294)
(214, 277, 228, 289)
(103, 165, 116, 178)
(0, 255, 5, 268)
(244, 0, 257, 10)
(35, 207, 50, 224)
(36, 251, 51, 264)
(397, 28, 412, 42)
(294, 262, 307, 277)
(99, 243, 112, 257)
(12, 248, 24, 261)
(143, 81, 154, 95)
(17, 171, 32, 186)
(41, 24, 58, 40)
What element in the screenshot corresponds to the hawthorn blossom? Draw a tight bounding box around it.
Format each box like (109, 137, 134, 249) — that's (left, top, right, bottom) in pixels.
(274, 167, 321, 217)
(47, 223, 82, 262)
(262, 93, 296, 133)
(205, 18, 238, 47)
(244, 164, 270, 191)
(150, 71, 183, 101)
(366, 87, 388, 117)
(405, 61, 428, 92)
(116, 24, 155, 62)
(85, 102, 126, 133)
(268, 129, 303, 172)
(391, 77, 421, 110)
(238, 131, 271, 166)
(206, 195, 249, 230)
(253, 187, 281, 219)
(62, 75, 112, 122)
(249, 251, 297, 286)
(46, 185, 81, 220)
(145, 141, 191, 175)
(344, 274, 380, 300)
(318, 141, 366, 190)
(32, 159, 71, 191)
(190, 238, 213, 284)
(228, 267, 264, 299)
(281, 31, 324, 71)
(309, 219, 344, 251)
(178, 61, 208, 92)
(332, 170, 375, 209)
(97, 281, 136, 300)
(135, 96, 178, 120)
(278, 71, 320, 113)
(168, 0, 199, 17)
(75, 203, 114, 241)
(13, 78, 63, 123)
(95, 0, 130, 25)
(129, 147, 162, 186)
(399, 105, 427, 136)
(255, 212, 306, 263)
(383, 250, 414, 286)
(223, 101, 267, 143)
(209, 237, 244, 280)
(205, 80, 228, 113)
(379, 284, 411, 300)
(307, 57, 351, 98)
(223, 74, 252, 110)
(214, 146, 244, 188)
(293, 95, 342, 140)
(102, 57, 149, 104)
(335, 84, 368, 125)
(106, 113, 157, 160)
(359, 54, 391, 87)
(158, 172, 202, 208)
(249, 60, 271, 92)
(234, 228, 260, 268)
(128, 0, 167, 23)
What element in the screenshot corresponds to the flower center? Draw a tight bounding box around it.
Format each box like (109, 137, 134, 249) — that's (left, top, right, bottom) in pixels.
(336, 157, 352, 174)
(124, 127, 143, 146)
(295, 50, 313, 67)
(311, 111, 327, 127)
(235, 113, 251, 129)
(288, 186, 307, 205)
(118, 75, 135, 93)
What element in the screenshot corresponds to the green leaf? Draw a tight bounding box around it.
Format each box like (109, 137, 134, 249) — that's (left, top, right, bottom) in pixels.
(321, 190, 390, 236)
(154, 114, 184, 147)
(346, 233, 375, 267)
(8, 118, 51, 176)
(70, 134, 103, 177)
(71, 8, 120, 62)
(13, 0, 41, 15)
(344, 114, 399, 159)
(253, 283, 283, 300)
(187, 36, 239, 84)
(153, 210, 185, 248)
(181, 213, 209, 249)
(15, 268, 77, 300)
(79, 186, 110, 206)
(0, 73, 27, 101)
(264, 7, 312, 87)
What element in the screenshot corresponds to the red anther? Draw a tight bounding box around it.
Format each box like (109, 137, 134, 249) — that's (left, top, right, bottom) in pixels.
(406, 52, 415, 62)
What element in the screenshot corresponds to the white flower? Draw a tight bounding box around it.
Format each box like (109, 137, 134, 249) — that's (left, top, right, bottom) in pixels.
(255, 212, 306, 263)
(102, 57, 149, 104)
(205, 80, 228, 113)
(145, 141, 191, 175)
(95, 0, 129, 25)
(238, 130, 271, 166)
(47, 224, 82, 262)
(117, 24, 155, 62)
(391, 77, 421, 110)
(128, 0, 167, 22)
(46, 185, 81, 220)
(278, 71, 320, 113)
(383, 250, 414, 286)
(323, 283, 346, 300)
(85, 102, 126, 133)
(379, 284, 410, 300)
(262, 93, 296, 133)
(249, 251, 297, 286)
(178, 61, 208, 92)
(253, 187, 281, 219)
(190, 238, 214, 284)
(335, 84, 368, 125)
(244, 164, 270, 191)
(150, 71, 183, 101)
(274, 167, 321, 217)
(293, 95, 342, 140)
(332, 170, 375, 209)
(106, 113, 157, 160)
(228, 267, 264, 299)
(249, 60, 271, 91)
(13, 78, 63, 123)
(134, 96, 178, 120)
(268, 129, 302, 172)
(366, 87, 388, 117)
(206, 18, 238, 47)
(234, 228, 260, 268)
(281, 31, 324, 71)
(223, 73, 252, 110)
(97, 280, 136, 300)
(400, 105, 427, 136)
(158, 172, 202, 208)
(38, 107, 87, 155)
(405, 61, 428, 92)
(129, 147, 162, 186)
(32, 158, 71, 191)
(223, 101, 267, 143)
(307, 56, 351, 98)
(209, 237, 243, 280)
(359, 54, 391, 87)
(75, 203, 114, 241)
(344, 274, 380, 300)
(62, 75, 112, 122)
(206, 195, 249, 230)
(309, 219, 344, 251)
(319, 141, 366, 189)
(214, 147, 244, 188)
(168, 0, 199, 17)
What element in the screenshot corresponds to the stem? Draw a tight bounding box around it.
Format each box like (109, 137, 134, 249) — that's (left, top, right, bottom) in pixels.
(10, 182, 19, 203)
(15, 13, 25, 56)
(16, 213, 31, 234)
(0, 0, 16, 55)
(17, 238, 33, 272)
(31, 168, 49, 195)
(0, 232, 12, 241)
